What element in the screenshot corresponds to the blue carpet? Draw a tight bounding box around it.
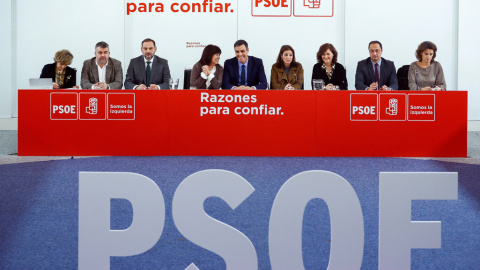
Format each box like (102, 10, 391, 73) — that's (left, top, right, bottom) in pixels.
(0, 157, 479, 269)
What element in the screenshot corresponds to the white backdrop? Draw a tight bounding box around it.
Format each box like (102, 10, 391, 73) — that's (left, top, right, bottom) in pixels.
(345, 0, 457, 93)
(2, 0, 479, 119)
(0, 0, 12, 118)
(459, 0, 480, 121)
(125, 0, 237, 86)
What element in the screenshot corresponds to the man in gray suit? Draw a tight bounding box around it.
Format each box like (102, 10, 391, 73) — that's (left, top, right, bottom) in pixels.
(81, 41, 123, 89)
(124, 38, 171, 90)
(355, 40, 398, 90)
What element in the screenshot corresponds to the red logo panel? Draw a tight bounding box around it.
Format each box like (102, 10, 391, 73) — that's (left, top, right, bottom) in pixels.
(294, 0, 334, 17)
(350, 93, 378, 121)
(50, 92, 78, 120)
(79, 93, 106, 120)
(252, 0, 291, 17)
(107, 93, 135, 120)
(408, 94, 435, 121)
(379, 93, 406, 121)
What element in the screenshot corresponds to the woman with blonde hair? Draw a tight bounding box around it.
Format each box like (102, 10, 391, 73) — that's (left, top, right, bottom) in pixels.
(40, 49, 78, 89)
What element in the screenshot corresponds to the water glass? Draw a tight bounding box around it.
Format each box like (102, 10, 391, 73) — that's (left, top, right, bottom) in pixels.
(313, 79, 325, 90)
(169, 78, 179, 89)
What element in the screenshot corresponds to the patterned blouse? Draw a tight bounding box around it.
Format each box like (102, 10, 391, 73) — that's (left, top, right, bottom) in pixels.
(321, 63, 336, 80)
(55, 67, 66, 88)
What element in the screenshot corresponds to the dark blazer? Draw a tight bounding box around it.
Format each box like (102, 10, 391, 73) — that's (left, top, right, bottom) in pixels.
(124, 55, 171, 89)
(40, 63, 77, 89)
(80, 57, 123, 89)
(190, 61, 224, 89)
(222, 56, 268, 90)
(354, 57, 398, 90)
(311, 62, 348, 90)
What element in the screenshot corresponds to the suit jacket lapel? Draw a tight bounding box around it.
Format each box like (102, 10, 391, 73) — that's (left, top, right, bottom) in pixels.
(91, 58, 100, 83)
(247, 57, 254, 86)
(366, 58, 375, 83)
(105, 61, 113, 84)
(380, 58, 387, 86)
(150, 56, 160, 83)
(233, 59, 239, 85)
(139, 56, 147, 84)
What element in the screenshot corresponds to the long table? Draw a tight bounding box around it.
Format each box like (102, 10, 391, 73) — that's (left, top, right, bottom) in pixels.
(18, 90, 467, 157)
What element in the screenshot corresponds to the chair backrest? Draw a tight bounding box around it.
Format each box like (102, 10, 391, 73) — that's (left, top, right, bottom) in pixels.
(397, 65, 410, 90)
(184, 69, 192, 89)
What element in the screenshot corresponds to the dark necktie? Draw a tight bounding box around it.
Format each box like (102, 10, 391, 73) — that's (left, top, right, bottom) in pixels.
(374, 63, 380, 86)
(146, 61, 151, 87)
(240, 65, 246, 86)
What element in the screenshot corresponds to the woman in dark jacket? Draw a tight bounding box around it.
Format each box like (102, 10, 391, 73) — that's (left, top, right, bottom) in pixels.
(40, 49, 78, 89)
(190, 45, 224, 89)
(311, 43, 348, 90)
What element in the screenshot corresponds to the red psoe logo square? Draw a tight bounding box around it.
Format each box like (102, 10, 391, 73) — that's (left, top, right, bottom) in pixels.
(50, 92, 78, 120)
(107, 93, 135, 120)
(79, 93, 106, 120)
(379, 94, 406, 121)
(408, 94, 435, 121)
(294, 0, 334, 17)
(350, 93, 378, 121)
(252, 0, 292, 17)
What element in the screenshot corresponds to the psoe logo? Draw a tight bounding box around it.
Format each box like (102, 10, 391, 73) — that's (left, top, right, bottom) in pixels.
(86, 98, 98, 115)
(252, 0, 334, 17)
(386, 98, 398, 116)
(304, 0, 321, 8)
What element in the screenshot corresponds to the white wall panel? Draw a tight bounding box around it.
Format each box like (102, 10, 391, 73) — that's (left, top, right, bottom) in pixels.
(0, 0, 12, 118)
(4, 0, 480, 121)
(238, 0, 345, 90)
(14, 0, 125, 116)
(459, 0, 480, 120)
(345, 0, 457, 92)
(125, 0, 237, 87)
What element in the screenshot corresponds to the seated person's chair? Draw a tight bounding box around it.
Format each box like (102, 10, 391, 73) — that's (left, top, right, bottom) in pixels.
(184, 69, 192, 89)
(397, 65, 410, 90)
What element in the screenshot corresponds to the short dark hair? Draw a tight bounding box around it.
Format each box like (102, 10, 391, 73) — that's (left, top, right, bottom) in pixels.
(368, 40, 383, 50)
(234, 40, 248, 49)
(142, 38, 156, 47)
(415, 41, 437, 62)
(95, 41, 109, 50)
(316, 43, 338, 65)
(200, 45, 222, 66)
(274, 45, 298, 68)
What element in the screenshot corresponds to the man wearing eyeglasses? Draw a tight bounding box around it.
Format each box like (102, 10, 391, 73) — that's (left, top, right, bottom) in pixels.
(354, 41, 398, 90)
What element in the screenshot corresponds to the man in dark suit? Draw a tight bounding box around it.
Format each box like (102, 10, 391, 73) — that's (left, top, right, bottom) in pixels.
(222, 40, 268, 90)
(80, 41, 123, 89)
(124, 38, 171, 90)
(355, 41, 398, 90)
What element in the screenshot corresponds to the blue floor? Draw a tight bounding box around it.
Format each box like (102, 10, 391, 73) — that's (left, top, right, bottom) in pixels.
(1, 156, 479, 269)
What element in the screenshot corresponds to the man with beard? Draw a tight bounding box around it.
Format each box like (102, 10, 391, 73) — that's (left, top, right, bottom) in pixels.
(80, 41, 123, 89)
(124, 38, 171, 90)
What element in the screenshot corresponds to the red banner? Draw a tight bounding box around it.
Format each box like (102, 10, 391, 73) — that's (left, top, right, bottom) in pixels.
(316, 91, 466, 157)
(18, 90, 467, 157)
